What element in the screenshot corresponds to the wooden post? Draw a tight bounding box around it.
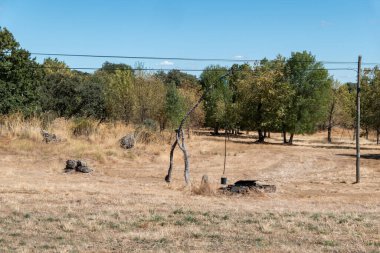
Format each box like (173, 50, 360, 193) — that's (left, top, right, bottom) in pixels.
(356, 55, 361, 183)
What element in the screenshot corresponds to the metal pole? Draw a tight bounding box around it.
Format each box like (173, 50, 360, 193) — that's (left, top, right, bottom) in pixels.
(356, 55, 361, 183)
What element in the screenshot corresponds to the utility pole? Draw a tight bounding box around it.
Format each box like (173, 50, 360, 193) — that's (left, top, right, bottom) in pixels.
(356, 55, 362, 183)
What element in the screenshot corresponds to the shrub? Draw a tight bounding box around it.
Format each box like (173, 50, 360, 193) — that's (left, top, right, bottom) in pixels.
(72, 118, 96, 137)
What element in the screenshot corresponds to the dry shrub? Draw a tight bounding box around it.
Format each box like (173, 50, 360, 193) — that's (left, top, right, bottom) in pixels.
(134, 126, 165, 145)
(71, 118, 97, 137)
(192, 175, 216, 196)
(0, 113, 42, 141)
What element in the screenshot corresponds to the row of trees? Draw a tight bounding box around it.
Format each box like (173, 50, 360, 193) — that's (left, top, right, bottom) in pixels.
(1, 27, 379, 143)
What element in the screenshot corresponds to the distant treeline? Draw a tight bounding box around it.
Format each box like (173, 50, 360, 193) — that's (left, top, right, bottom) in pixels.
(1, 27, 379, 144)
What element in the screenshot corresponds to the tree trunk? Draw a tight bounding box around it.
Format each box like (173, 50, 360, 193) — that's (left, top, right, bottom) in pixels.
(282, 130, 288, 144)
(327, 126, 332, 144)
(365, 127, 369, 140)
(264, 130, 267, 138)
(377, 129, 379, 145)
(165, 86, 210, 185)
(213, 126, 219, 135)
(288, 133, 294, 145)
(257, 129, 265, 143)
(165, 137, 178, 183)
(176, 129, 190, 184)
(267, 132, 271, 138)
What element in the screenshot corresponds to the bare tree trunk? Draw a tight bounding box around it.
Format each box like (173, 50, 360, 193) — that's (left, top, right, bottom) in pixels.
(288, 133, 294, 145)
(282, 130, 288, 144)
(377, 129, 379, 145)
(327, 126, 332, 143)
(165, 90, 207, 185)
(365, 127, 369, 140)
(267, 132, 271, 138)
(165, 138, 178, 183)
(176, 129, 190, 184)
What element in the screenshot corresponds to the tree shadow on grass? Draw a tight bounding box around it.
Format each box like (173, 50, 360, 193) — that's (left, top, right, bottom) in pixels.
(336, 154, 380, 160)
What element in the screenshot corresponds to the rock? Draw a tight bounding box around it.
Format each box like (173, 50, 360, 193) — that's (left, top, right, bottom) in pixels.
(76, 165, 93, 173)
(41, 130, 61, 143)
(120, 134, 135, 149)
(220, 180, 276, 195)
(76, 160, 87, 167)
(65, 160, 77, 172)
(201, 175, 209, 186)
(64, 160, 93, 173)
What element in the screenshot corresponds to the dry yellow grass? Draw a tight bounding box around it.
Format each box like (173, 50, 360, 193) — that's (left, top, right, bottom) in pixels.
(0, 118, 379, 252)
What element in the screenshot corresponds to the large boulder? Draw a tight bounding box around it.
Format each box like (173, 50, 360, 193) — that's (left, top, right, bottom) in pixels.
(120, 134, 135, 149)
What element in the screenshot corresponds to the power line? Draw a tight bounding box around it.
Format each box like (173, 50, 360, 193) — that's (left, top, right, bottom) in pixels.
(29, 52, 380, 65)
(0, 66, 357, 72)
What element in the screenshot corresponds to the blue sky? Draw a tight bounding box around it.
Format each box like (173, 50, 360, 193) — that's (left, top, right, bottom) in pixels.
(1, 0, 379, 82)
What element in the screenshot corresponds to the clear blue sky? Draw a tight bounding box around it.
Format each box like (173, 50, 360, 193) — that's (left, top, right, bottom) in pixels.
(1, 0, 379, 82)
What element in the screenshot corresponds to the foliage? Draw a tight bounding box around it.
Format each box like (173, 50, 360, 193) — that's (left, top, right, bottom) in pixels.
(235, 57, 292, 141)
(0, 27, 43, 115)
(40, 65, 106, 119)
(282, 51, 332, 141)
(361, 67, 380, 141)
(200, 65, 230, 133)
(164, 82, 185, 129)
(155, 70, 199, 89)
(71, 117, 97, 137)
(2, 27, 379, 145)
(95, 65, 135, 122)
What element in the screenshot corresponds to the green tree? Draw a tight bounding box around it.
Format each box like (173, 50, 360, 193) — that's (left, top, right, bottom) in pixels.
(361, 67, 380, 143)
(95, 63, 135, 122)
(282, 51, 332, 144)
(132, 75, 166, 125)
(164, 82, 185, 129)
(325, 81, 355, 143)
(40, 65, 106, 119)
(236, 57, 292, 142)
(0, 27, 43, 115)
(155, 70, 199, 89)
(200, 65, 230, 134)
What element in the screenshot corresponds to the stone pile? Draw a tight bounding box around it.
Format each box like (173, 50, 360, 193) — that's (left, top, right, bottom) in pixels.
(221, 180, 276, 195)
(65, 160, 93, 173)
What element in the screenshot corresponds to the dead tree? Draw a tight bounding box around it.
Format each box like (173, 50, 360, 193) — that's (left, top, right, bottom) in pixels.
(165, 72, 231, 185)
(165, 93, 206, 185)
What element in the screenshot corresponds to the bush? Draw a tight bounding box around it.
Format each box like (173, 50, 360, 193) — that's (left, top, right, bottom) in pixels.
(142, 118, 158, 132)
(72, 118, 96, 137)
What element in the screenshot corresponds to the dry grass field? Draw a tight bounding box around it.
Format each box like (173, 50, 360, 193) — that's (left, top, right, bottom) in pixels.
(0, 117, 379, 252)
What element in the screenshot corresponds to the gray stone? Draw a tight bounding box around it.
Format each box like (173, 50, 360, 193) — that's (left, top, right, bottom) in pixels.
(120, 134, 135, 149)
(76, 166, 93, 173)
(41, 130, 61, 143)
(65, 160, 77, 172)
(64, 160, 93, 173)
(76, 160, 87, 167)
